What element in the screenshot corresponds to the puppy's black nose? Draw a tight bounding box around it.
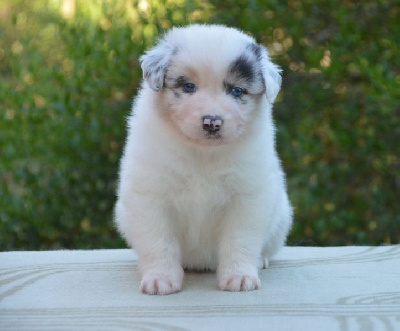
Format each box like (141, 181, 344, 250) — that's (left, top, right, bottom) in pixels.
(203, 115, 223, 133)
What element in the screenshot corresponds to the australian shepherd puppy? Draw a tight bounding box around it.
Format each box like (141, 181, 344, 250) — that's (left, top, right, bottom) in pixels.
(115, 25, 293, 295)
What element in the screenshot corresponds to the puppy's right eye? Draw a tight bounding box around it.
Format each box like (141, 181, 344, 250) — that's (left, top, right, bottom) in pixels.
(183, 83, 196, 93)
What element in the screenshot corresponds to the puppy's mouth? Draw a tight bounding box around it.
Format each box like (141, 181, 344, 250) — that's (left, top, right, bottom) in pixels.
(204, 132, 222, 140)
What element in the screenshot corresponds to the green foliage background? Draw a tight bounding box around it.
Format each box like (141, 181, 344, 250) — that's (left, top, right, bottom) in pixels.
(1, 0, 399, 250)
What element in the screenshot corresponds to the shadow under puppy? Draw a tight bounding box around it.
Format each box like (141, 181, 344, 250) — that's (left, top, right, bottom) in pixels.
(115, 25, 293, 295)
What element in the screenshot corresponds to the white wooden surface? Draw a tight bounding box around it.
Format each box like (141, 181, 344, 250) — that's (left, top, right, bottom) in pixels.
(1, 246, 399, 330)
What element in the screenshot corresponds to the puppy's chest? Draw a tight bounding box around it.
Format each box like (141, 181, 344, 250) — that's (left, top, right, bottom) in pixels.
(166, 169, 238, 211)
(159, 166, 246, 269)
(167, 171, 234, 267)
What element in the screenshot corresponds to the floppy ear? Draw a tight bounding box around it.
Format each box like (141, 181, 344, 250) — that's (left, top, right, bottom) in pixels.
(260, 47, 282, 103)
(139, 40, 175, 91)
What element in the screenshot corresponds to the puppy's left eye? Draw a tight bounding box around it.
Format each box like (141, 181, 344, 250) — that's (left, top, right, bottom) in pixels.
(183, 83, 196, 93)
(231, 87, 245, 98)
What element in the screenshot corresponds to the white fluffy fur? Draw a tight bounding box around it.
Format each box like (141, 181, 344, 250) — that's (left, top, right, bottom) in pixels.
(115, 25, 293, 295)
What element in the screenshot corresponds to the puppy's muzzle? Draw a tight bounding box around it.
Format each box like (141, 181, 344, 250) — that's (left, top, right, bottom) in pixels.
(203, 115, 223, 134)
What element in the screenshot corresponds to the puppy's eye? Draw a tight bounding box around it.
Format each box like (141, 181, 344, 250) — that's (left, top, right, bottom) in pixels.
(183, 83, 196, 93)
(231, 87, 245, 98)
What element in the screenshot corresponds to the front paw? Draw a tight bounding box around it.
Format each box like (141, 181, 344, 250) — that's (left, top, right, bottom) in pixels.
(218, 273, 261, 292)
(140, 269, 183, 295)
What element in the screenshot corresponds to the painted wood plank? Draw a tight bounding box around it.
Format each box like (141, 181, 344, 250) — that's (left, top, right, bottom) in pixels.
(1, 246, 399, 330)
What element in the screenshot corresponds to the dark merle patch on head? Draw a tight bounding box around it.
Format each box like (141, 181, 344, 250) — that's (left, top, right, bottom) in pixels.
(246, 43, 262, 60)
(163, 74, 189, 89)
(172, 47, 179, 55)
(174, 76, 189, 88)
(144, 56, 167, 77)
(228, 55, 255, 83)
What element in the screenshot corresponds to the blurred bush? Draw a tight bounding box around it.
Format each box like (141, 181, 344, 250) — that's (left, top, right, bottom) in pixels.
(0, 0, 399, 250)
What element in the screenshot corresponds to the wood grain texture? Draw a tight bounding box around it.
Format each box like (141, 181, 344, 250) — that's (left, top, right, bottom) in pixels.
(1, 246, 399, 330)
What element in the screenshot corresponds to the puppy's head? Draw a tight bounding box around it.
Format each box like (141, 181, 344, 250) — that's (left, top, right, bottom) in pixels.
(140, 25, 281, 146)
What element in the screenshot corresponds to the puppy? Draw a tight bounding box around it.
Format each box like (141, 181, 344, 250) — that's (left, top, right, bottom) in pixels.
(115, 24, 293, 295)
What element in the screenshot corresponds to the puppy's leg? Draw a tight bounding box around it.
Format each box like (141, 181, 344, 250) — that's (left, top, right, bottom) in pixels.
(261, 196, 293, 270)
(217, 199, 265, 292)
(116, 198, 183, 295)
(257, 256, 269, 269)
